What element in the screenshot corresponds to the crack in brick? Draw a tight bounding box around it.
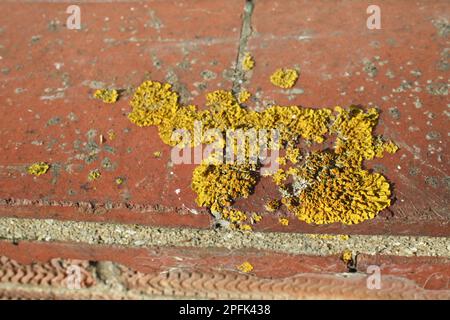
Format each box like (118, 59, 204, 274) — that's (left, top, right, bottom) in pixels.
(232, 0, 254, 95)
(0, 197, 209, 215)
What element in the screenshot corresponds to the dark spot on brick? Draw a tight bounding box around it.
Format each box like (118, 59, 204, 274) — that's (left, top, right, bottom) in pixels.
(388, 107, 400, 120)
(408, 167, 420, 176)
(426, 82, 448, 96)
(201, 70, 217, 80)
(425, 176, 438, 188)
(432, 19, 450, 37)
(443, 176, 450, 190)
(363, 59, 378, 78)
(46, 117, 61, 127)
(426, 131, 440, 140)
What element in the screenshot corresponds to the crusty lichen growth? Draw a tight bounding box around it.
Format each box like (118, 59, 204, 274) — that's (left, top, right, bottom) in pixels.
(237, 261, 254, 273)
(192, 163, 257, 224)
(126, 79, 399, 228)
(238, 89, 251, 103)
(27, 162, 50, 176)
(242, 52, 255, 71)
(270, 68, 299, 88)
(93, 89, 119, 103)
(153, 151, 162, 158)
(88, 169, 101, 181)
(265, 199, 281, 212)
(284, 150, 392, 225)
(341, 249, 353, 264)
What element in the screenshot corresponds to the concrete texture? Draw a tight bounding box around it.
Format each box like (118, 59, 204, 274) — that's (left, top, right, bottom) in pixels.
(1, 217, 449, 257)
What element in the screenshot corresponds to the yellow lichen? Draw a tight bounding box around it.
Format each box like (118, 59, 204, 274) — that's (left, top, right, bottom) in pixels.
(265, 199, 281, 212)
(126, 78, 398, 228)
(286, 150, 392, 225)
(222, 208, 247, 224)
(192, 163, 257, 215)
(27, 162, 50, 176)
(107, 130, 116, 140)
(270, 68, 298, 88)
(238, 89, 251, 103)
(94, 89, 119, 103)
(276, 156, 287, 165)
(341, 249, 353, 264)
(239, 224, 252, 231)
(115, 177, 124, 185)
(252, 213, 263, 223)
(286, 147, 300, 164)
(272, 169, 287, 186)
(88, 169, 101, 181)
(153, 151, 162, 158)
(242, 53, 255, 71)
(279, 218, 289, 226)
(237, 261, 254, 273)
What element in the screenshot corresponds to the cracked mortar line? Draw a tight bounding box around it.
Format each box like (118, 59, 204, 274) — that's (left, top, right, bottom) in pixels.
(232, 0, 254, 95)
(0, 217, 449, 258)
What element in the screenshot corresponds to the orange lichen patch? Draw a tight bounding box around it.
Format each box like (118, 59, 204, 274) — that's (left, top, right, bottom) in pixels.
(239, 224, 253, 231)
(153, 151, 162, 158)
(88, 169, 101, 181)
(251, 213, 263, 223)
(330, 106, 398, 164)
(270, 68, 299, 88)
(126, 79, 398, 228)
(107, 129, 116, 140)
(272, 169, 287, 186)
(276, 156, 287, 165)
(27, 162, 50, 176)
(237, 261, 254, 273)
(285, 150, 392, 225)
(286, 147, 300, 164)
(242, 52, 255, 71)
(238, 89, 251, 103)
(93, 89, 118, 103)
(374, 137, 399, 158)
(128, 81, 179, 127)
(341, 249, 353, 264)
(192, 163, 257, 213)
(265, 199, 281, 212)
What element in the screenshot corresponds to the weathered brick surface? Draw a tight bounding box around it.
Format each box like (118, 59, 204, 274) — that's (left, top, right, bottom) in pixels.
(0, 0, 448, 235)
(237, 0, 449, 235)
(0, 0, 239, 229)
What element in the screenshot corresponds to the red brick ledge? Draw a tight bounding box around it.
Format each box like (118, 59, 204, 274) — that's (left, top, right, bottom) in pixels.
(1, 255, 449, 300)
(0, 241, 449, 298)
